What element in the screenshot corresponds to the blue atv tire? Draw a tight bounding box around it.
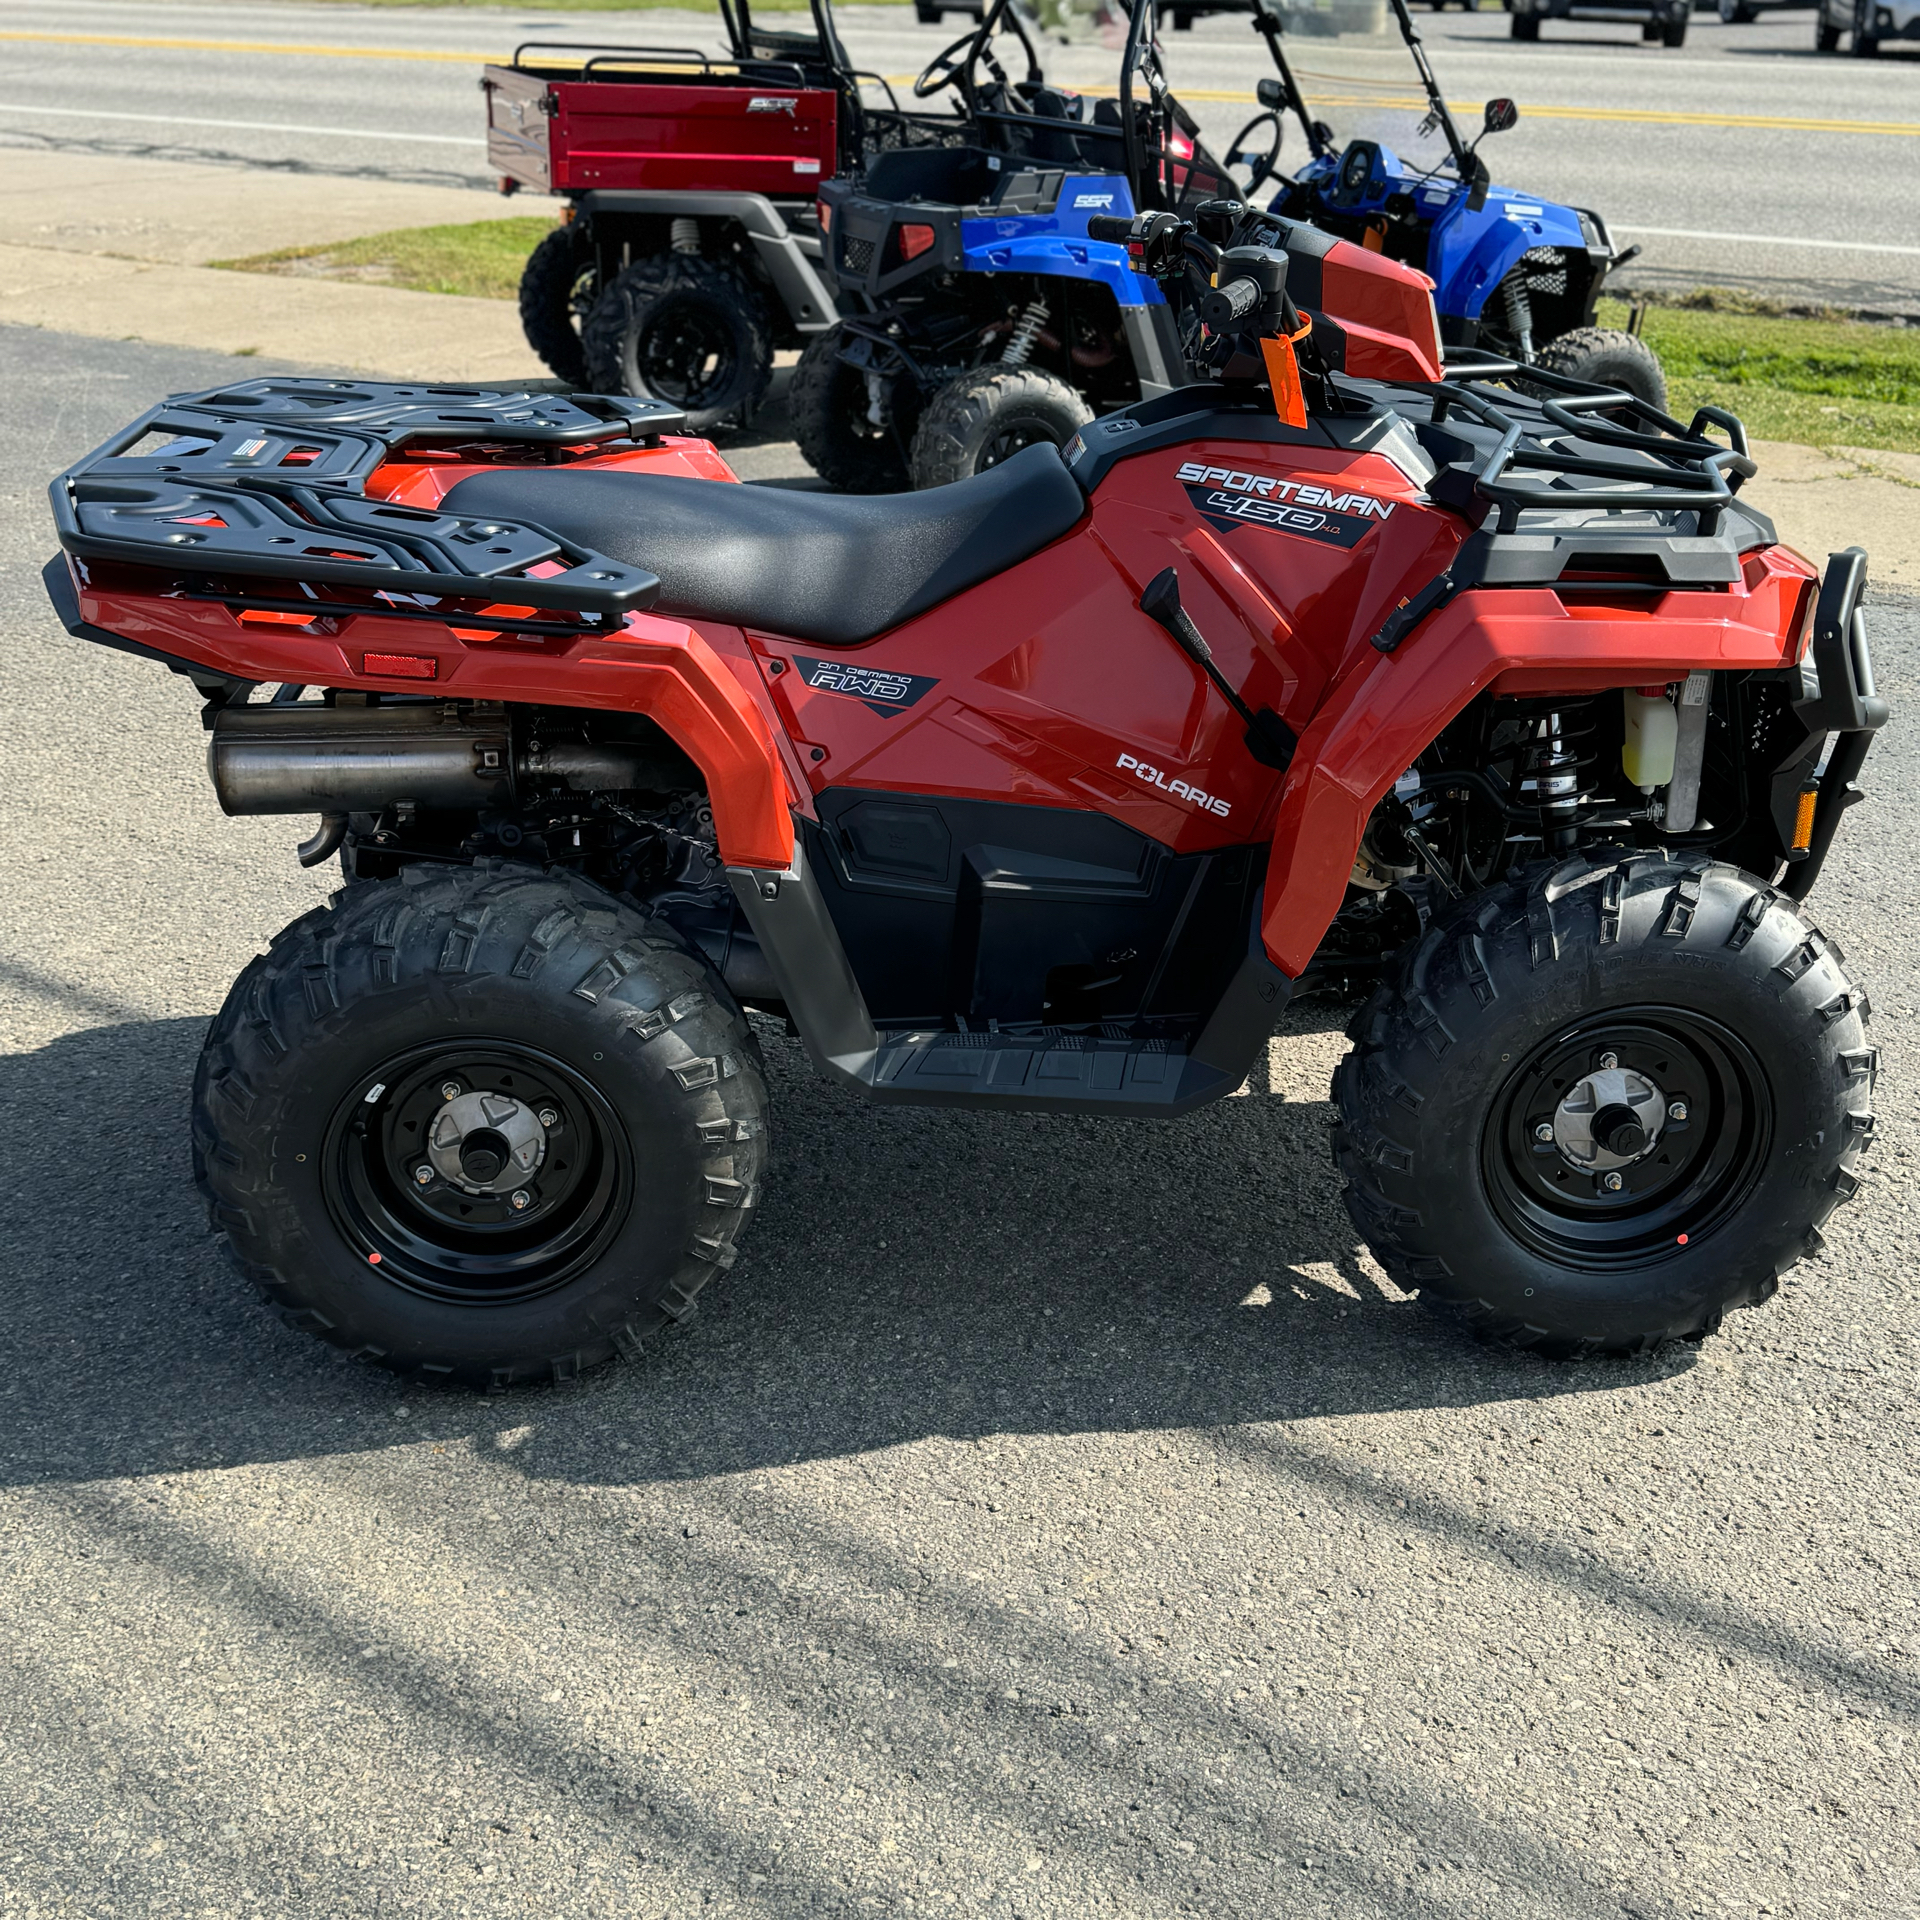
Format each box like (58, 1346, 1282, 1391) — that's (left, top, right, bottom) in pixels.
(908, 366, 1093, 491)
(1536, 327, 1668, 414)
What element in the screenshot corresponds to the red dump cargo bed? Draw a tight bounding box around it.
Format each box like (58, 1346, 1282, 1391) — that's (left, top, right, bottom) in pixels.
(485, 56, 838, 198)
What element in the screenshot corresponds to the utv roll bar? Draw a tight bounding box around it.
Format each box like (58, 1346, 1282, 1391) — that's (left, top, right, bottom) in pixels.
(1247, 0, 1333, 164)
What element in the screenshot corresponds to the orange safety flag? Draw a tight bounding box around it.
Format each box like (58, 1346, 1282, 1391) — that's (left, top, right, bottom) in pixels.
(1260, 316, 1312, 429)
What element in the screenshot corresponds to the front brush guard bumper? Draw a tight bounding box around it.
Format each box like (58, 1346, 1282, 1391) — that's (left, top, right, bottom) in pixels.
(1776, 547, 1890, 899)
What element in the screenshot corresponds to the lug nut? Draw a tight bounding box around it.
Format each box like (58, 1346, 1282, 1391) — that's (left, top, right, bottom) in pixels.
(1668, 1100, 1689, 1122)
(440, 1081, 461, 1101)
(537, 1108, 560, 1128)
(1602, 1172, 1624, 1193)
(1534, 1122, 1555, 1144)
(1598, 1051, 1619, 1071)
(413, 1164, 434, 1187)
(509, 1190, 533, 1211)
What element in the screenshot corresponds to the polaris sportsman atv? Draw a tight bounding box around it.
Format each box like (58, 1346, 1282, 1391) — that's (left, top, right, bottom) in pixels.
(44, 214, 1884, 1389)
(798, 0, 1659, 491)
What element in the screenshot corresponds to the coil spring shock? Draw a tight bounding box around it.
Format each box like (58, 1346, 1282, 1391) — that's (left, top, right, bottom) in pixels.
(1000, 296, 1050, 367)
(1501, 273, 1536, 364)
(1516, 708, 1598, 853)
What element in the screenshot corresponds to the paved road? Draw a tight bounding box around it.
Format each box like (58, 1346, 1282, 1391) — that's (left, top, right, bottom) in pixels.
(2, 323, 1917, 1918)
(0, 0, 1916, 309)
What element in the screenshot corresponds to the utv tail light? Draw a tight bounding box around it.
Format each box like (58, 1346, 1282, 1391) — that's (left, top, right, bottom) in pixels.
(817, 201, 832, 232)
(898, 223, 937, 262)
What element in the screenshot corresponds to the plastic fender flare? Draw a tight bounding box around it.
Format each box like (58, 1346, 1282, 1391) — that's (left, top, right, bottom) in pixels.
(1256, 584, 1809, 977)
(1431, 200, 1546, 325)
(68, 568, 798, 873)
(957, 228, 1165, 307)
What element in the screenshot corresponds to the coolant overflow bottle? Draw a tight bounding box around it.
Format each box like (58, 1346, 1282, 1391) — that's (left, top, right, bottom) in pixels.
(1621, 685, 1679, 793)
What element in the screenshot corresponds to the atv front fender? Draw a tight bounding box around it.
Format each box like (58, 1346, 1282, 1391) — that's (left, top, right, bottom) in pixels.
(1257, 570, 1819, 976)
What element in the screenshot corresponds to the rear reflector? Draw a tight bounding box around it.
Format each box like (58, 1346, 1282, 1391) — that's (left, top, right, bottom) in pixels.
(362, 652, 437, 680)
(899, 223, 936, 262)
(817, 202, 831, 232)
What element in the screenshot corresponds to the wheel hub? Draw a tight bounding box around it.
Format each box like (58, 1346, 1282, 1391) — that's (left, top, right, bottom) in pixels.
(1551, 1065, 1667, 1172)
(426, 1089, 547, 1196)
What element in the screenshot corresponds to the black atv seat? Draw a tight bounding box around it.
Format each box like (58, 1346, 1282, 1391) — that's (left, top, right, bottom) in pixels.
(442, 443, 1087, 648)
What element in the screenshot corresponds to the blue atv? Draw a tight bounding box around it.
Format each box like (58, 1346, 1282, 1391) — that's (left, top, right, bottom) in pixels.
(792, 0, 1660, 490)
(1258, 0, 1662, 406)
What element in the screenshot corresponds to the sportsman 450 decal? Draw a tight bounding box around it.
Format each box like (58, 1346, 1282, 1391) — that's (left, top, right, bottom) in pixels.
(1176, 462, 1395, 551)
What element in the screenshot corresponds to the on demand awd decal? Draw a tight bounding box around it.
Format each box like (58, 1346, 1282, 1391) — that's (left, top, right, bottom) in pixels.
(1176, 462, 1395, 550)
(791, 656, 939, 718)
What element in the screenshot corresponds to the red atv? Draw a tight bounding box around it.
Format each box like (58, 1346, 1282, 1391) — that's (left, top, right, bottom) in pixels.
(44, 211, 1885, 1388)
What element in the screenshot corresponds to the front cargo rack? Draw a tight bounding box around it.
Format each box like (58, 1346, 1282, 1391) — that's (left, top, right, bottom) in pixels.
(1376, 354, 1758, 538)
(50, 378, 688, 619)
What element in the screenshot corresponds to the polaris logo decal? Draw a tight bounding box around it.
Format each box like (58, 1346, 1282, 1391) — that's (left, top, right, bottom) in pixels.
(747, 96, 797, 114)
(1116, 752, 1231, 818)
(1074, 192, 1116, 209)
(791, 655, 937, 718)
(1175, 461, 1394, 550)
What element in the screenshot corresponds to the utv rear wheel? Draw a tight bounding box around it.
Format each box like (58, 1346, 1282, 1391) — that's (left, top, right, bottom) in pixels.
(1512, 12, 1541, 37)
(908, 365, 1094, 490)
(1331, 855, 1875, 1359)
(1536, 326, 1668, 413)
(583, 254, 773, 434)
(788, 326, 914, 493)
(193, 862, 767, 1388)
(518, 225, 598, 388)
(1817, 16, 1842, 45)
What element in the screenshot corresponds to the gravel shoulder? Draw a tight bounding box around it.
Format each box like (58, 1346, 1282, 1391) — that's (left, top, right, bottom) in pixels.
(0, 324, 1915, 1920)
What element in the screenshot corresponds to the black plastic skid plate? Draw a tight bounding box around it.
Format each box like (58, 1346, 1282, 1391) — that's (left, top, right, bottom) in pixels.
(51, 379, 686, 616)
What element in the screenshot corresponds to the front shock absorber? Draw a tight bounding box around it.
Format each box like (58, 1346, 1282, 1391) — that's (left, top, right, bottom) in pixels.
(1519, 710, 1590, 852)
(1501, 272, 1535, 363)
(1000, 296, 1050, 366)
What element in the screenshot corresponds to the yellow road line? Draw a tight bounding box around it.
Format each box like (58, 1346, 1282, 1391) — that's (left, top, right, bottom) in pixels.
(880, 73, 1920, 136)
(5, 33, 1912, 138)
(0, 29, 482, 63)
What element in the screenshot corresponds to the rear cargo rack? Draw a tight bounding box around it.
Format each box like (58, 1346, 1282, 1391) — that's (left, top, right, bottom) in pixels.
(51, 379, 684, 619)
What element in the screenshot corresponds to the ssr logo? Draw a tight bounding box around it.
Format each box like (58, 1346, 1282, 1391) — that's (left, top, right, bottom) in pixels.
(746, 96, 798, 114)
(1074, 192, 1116, 210)
(1116, 752, 1231, 818)
(1174, 462, 1396, 551)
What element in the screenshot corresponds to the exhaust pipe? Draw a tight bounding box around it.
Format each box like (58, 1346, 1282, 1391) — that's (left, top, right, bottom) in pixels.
(208, 703, 665, 816)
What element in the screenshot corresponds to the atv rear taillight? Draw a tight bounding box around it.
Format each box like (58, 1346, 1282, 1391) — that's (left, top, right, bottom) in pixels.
(898, 223, 936, 262)
(361, 652, 438, 681)
(817, 202, 831, 233)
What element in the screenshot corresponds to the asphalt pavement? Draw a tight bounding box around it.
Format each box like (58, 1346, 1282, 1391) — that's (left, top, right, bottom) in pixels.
(0, 0, 1916, 310)
(2, 322, 1918, 1918)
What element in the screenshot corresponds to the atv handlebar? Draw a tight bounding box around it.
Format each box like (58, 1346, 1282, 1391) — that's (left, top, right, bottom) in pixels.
(1201, 277, 1260, 333)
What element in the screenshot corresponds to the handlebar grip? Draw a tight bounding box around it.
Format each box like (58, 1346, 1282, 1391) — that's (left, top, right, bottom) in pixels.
(1200, 276, 1260, 334)
(1084, 215, 1135, 243)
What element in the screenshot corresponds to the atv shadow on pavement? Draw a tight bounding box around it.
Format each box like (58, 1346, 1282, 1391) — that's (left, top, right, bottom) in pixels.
(0, 1004, 1687, 1496)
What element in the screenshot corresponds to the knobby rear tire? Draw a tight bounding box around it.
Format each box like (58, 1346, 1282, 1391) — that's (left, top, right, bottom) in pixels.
(518, 226, 596, 389)
(192, 861, 768, 1389)
(1331, 853, 1875, 1359)
(907, 365, 1094, 491)
(788, 326, 914, 493)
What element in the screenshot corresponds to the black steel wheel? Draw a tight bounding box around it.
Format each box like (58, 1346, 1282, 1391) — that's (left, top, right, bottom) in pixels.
(1483, 1010, 1770, 1271)
(1332, 854, 1876, 1357)
(582, 254, 773, 434)
(194, 862, 768, 1388)
(323, 1041, 633, 1307)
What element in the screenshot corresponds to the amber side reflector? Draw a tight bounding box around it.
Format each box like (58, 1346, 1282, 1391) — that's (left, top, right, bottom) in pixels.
(1791, 782, 1819, 853)
(899, 222, 937, 261)
(362, 652, 437, 680)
